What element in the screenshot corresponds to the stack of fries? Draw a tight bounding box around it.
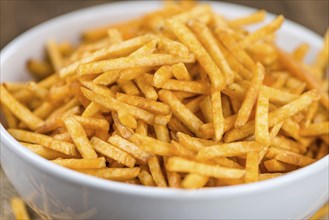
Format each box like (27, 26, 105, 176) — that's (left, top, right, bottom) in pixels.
(1, 1, 328, 189)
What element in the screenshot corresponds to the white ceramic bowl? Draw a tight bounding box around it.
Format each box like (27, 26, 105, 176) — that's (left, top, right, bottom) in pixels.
(1, 1, 328, 219)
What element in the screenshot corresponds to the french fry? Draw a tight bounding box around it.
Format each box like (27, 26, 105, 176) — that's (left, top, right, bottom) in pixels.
(138, 170, 156, 186)
(212, 90, 225, 141)
(255, 87, 270, 145)
(27, 59, 53, 80)
(188, 19, 234, 84)
(239, 15, 284, 49)
(163, 156, 182, 188)
(177, 132, 206, 152)
(108, 134, 153, 163)
(52, 157, 106, 169)
(148, 156, 167, 187)
(21, 142, 69, 160)
(235, 63, 265, 128)
(0, 85, 44, 130)
(78, 53, 195, 75)
(264, 159, 298, 173)
(292, 43, 310, 61)
(134, 76, 158, 101)
(8, 129, 78, 156)
(171, 140, 196, 160)
(182, 174, 209, 189)
(228, 10, 266, 27)
(300, 121, 329, 136)
(135, 120, 148, 135)
(312, 29, 329, 72)
(78, 167, 140, 181)
(172, 63, 191, 80)
(167, 157, 245, 179)
(93, 70, 120, 85)
(158, 38, 190, 57)
(117, 109, 137, 129)
(168, 116, 194, 136)
(129, 133, 172, 156)
(159, 89, 204, 136)
(47, 40, 63, 71)
(200, 96, 213, 123)
(225, 90, 320, 142)
(245, 152, 259, 183)
(64, 117, 97, 159)
(184, 95, 204, 113)
(81, 88, 155, 125)
(266, 147, 315, 167)
(117, 80, 140, 96)
(1, 105, 18, 128)
(197, 141, 263, 160)
(111, 111, 134, 138)
(10, 197, 30, 220)
(154, 124, 170, 143)
(167, 18, 225, 90)
(91, 137, 136, 168)
(116, 93, 170, 115)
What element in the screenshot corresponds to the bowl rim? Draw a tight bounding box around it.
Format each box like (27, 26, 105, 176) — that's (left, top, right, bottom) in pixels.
(1, 0, 328, 199)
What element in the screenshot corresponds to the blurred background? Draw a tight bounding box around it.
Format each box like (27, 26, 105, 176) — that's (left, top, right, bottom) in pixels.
(0, 0, 328, 49)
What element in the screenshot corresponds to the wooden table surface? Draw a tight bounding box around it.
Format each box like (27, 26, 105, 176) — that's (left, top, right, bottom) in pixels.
(0, 0, 328, 49)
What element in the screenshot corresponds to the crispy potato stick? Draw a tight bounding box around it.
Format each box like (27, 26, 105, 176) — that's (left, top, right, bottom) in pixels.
(166, 19, 225, 90)
(312, 29, 329, 71)
(172, 63, 191, 80)
(0, 85, 44, 130)
(134, 76, 158, 101)
(60, 34, 154, 77)
(304, 101, 319, 127)
(235, 63, 265, 128)
(264, 159, 298, 173)
(111, 111, 134, 138)
(10, 197, 30, 220)
(172, 4, 211, 23)
(167, 157, 245, 179)
(148, 156, 168, 187)
(117, 109, 137, 129)
(47, 40, 63, 71)
(77, 53, 195, 75)
(277, 48, 329, 110)
(262, 86, 299, 105)
(138, 170, 156, 186)
(271, 136, 301, 153)
(52, 157, 106, 169)
(78, 168, 140, 181)
(245, 152, 259, 183)
(239, 15, 284, 49)
(199, 115, 237, 138)
(159, 89, 204, 136)
(136, 120, 148, 135)
(1, 105, 18, 128)
(212, 90, 225, 141)
(82, 102, 102, 117)
(154, 124, 170, 143)
(93, 70, 120, 85)
(185, 95, 204, 113)
(172, 91, 198, 100)
(81, 88, 155, 125)
(228, 10, 266, 27)
(129, 133, 172, 156)
(168, 116, 194, 136)
(182, 174, 209, 189)
(108, 134, 153, 163)
(171, 140, 196, 160)
(266, 147, 315, 167)
(91, 137, 136, 168)
(212, 158, 243, 169)
(300, 121, 329, 136)
(177, 132, 205, 152)
(255, 87, 270, 145)
(200, 96, 213, 123)
(80, 80, 115, 98)
(158, 38, 190, 57)
(160, 79, 211, 94)
(292, 43, 310, 61)
(108, 28, 123, 44)
(197, 141, 263, 160)
(64, 117, 97, 159)
(116, 93, 170, 115)
(21, 142, 69, 160)
(71, 115, 110, 131)
(117, 80, 140, 96)
(188, 19, 234, 84)
(225, 90, 319, 142)
(153, 66, 173, 87)
(8, 129, 78, 156)
(163, 156, 182, 188)
(258, 173, 283, 181)
(27, 59, 53, 79)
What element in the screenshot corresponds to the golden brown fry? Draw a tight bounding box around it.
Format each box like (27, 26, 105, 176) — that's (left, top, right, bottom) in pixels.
(182, 174, 209, 189)
(138, 170, 156, 186)
(255, 87, 270, 145)
(172, 63, 191, 80)
(300, 121, 329, 136)
(148, 156, 168, 187)
(64, 117, 97, 159)
(78, 168, 140, 181)
(212, 90, 225, 141)
(11, 197, 30, 220)
(52, 157, 106, 169)
(228, 10, 266, 27)
(0, 85, 44, 130)
(167, 157, 245, 179)
(245, 152, 259, 183)
(129, 133, 172, 156)
(159, 89, 204, 136)
(47, 40, 63, 71)
(266, 147, 315, 167)
(134, 76, 158, 101)
(21, 142, 69, 160)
